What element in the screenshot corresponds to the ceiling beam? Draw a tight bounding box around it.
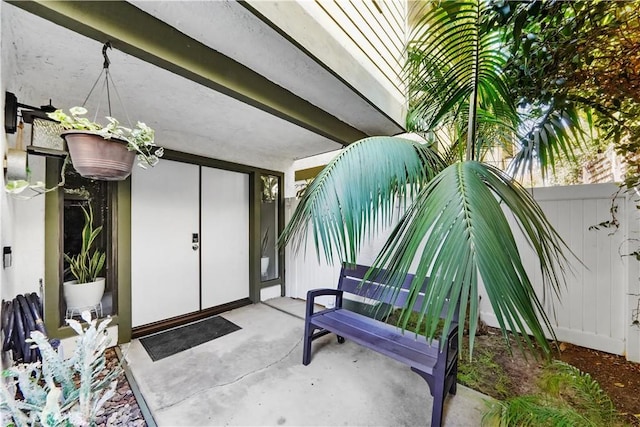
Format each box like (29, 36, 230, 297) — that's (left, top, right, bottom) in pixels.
(7, 1, 367, 146)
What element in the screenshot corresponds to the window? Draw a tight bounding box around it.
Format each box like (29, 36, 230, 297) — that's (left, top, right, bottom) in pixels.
(60, 167, 115, 323)
(260, 174, 279, 281)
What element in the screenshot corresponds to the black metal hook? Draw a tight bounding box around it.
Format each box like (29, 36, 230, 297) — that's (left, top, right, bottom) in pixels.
(102, 41, 112, 70)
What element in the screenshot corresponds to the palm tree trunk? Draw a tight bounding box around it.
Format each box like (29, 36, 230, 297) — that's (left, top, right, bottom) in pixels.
(465, 1, 481, 162)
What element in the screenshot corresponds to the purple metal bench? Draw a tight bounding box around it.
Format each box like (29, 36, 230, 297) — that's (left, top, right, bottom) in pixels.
(303, 264, 459, 427)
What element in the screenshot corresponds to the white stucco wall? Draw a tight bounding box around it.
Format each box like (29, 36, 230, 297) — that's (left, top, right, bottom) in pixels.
(1, 158, 46, 300)
(0, 12, 7, 301)
(1, 1, 47, 302)
(284, 149, 341, 198)
(0, 172, 48, 306)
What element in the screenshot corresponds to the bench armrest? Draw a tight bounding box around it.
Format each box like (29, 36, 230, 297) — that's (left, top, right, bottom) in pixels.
(305, 288, 344, 318)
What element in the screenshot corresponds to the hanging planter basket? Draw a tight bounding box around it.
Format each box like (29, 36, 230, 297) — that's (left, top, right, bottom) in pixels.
(62, 131, 135, 181)
(49, 43, 162, 182)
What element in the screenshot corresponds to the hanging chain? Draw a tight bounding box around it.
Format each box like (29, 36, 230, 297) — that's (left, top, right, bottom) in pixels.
(81, 68, 105, 109)
(79, 41, 133, 127)
(107, 68, 133, 128)
(103, 42, 112, 117)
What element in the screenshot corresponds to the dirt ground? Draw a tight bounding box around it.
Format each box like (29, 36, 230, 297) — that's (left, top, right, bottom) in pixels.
(463, 327, 640, 425)
(559, 342, 640, 424)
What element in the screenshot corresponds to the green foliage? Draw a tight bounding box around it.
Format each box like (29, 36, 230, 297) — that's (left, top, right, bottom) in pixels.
(280, 136, 570, 357)
(385, 307, 510, 397)
(406, 0, 518, 161)
(64, 205, 106, 284)
(384, 308, 444, 340)
(500, 0, 640, 182)
(375, 161, 567, 356)
(4, 180, 30, 194)
(458, 346, 511, 400)
(282, 136, 445, 263)
(482, 361, 628, 427)
(588, 201, 619, 232)
(280, 1, 583, 359)
(48, 106, 163, 169)
(408, 0, 640, 182)
(261, 175, 278, 202)
(4, 156, 69, 200)
(0, 312, 122, 426)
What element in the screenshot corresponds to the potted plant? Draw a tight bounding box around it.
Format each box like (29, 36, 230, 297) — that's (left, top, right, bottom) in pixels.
(63, 205, 106, 315)
(47, 106, 163, 181)
(261, 175, 278, 202)
(260, 227, 270, 278)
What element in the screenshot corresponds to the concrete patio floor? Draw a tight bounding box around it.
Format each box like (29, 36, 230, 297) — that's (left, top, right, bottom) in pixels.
(122, 298, 491, 426)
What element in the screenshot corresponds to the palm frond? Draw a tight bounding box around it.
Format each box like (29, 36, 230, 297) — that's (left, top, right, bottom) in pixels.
(483, 361, 623, 427)
(406, 0, 518, 157)
(279, 137, 446, 264)
(540, 361, 618, 423)
(509, 105, 586, 178)
(369, 161, 570, 356)
(455, 103, 519, 161)
(483, 395, 589, 427)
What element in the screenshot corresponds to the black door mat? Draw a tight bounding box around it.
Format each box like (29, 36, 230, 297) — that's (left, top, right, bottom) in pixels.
(139, 316, 241, 362)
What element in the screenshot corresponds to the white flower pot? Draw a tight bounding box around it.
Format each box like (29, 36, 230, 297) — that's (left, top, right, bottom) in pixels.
(63, 277, 105, 310)
(261, 257, 270, 277)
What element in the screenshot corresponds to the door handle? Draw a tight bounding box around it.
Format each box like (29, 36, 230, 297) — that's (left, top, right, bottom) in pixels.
(192, 243, 199, 251)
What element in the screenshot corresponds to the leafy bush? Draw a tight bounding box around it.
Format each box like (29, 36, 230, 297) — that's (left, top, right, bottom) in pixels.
(0, 312, 122, 426)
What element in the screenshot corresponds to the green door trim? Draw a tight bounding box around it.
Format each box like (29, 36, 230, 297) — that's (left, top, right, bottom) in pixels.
(7, 0, 367, 146)
(45, 151, 284, 343)
(43, 158, 64, 338)
(116, 179, 132, 344)
(43, 158, 127, 341)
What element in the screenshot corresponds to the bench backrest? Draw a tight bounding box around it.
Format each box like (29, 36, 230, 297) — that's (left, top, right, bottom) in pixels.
(337, 264, 459, 322)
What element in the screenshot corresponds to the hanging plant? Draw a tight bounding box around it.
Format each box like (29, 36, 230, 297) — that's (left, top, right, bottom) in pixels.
(48, 106, 163, 175)
(4, 158, 69, 199)
(47, 42, 163, 181)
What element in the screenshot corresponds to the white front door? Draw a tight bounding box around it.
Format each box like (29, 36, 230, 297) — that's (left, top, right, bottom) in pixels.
(131, 160, 200, 327)
(131, 160, 251, 328)
(201, 167, 250, 308)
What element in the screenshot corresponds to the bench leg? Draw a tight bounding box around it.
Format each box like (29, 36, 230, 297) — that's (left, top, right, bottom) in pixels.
(449, 358, 458, 395)
(303, 321, 314, 366)
(411, 368, 446, 427)
(337, 335, 345, 344)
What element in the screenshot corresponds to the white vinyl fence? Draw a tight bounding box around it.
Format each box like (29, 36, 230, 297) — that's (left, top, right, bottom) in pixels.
(285, 183, 640, 362)
(479, 183, 640, 362)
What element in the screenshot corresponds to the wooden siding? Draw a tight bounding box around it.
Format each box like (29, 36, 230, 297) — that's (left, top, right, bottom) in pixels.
(308, 0, 407, 101)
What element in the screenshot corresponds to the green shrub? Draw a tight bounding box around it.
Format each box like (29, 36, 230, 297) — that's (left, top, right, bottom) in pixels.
(0, 312, 122, 426)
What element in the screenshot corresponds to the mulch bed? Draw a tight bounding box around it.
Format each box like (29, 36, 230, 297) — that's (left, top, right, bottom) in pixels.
(463, 327, 640, 426)
(97, 347, 148, 427)
(559, 342, 640, 425)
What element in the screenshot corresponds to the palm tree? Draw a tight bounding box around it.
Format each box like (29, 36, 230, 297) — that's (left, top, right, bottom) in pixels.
(280, 0, 574, 356)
